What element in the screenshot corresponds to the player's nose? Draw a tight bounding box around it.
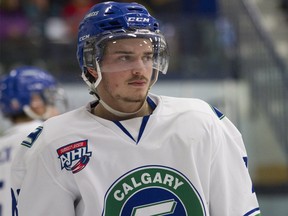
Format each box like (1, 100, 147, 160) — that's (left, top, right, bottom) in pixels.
(131, 58, 148, 75)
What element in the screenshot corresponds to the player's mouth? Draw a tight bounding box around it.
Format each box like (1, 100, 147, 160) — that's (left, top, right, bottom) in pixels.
(128, 77, 148, 87)
(128, 80, 147, 86)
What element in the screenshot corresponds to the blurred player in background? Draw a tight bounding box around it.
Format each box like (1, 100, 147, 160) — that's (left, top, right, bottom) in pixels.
(0, 66, 67, 216)
(14, 2, 261, 216)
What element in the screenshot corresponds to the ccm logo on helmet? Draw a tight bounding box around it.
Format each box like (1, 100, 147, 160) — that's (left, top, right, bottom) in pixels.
(85, 11, 99, 19)
(79, 34, 90, 42)
(127, 17, 150, 22)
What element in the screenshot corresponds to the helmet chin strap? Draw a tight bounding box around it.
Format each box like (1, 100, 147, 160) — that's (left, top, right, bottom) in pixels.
(97, 70, 158, 117)
(99, 98, 146, 117)
(23, 105, 54, 120)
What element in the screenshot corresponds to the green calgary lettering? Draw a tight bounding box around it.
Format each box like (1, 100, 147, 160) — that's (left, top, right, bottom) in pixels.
(152, 172, 163, 184)
(131, 177, 142, 188)
(163, 174, 174, 187)
(141, 173, 152, 184)
(114, 190, 124, 201)
(123, 183, 133, 195)
(174, 178, 184, 190)
(112, 170, 184, 203)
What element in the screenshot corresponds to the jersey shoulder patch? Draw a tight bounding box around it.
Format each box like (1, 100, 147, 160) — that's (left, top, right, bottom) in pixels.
(21, 126, 43, 148)
(209, 105, 225, 120)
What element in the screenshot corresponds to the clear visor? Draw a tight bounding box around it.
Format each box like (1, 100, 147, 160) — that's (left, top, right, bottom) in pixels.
(86, 30, 169, 74)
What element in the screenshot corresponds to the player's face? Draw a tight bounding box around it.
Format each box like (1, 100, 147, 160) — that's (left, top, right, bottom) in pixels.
(30, 93, 60, 118)
(97, 38, 153, 109)
(30, 93, 47, 115)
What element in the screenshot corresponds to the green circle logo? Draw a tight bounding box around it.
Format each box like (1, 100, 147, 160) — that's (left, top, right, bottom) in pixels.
(102, 165, 206, 215)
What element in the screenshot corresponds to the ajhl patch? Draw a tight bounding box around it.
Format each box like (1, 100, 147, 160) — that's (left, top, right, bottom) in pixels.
(57, 140, 92, 174)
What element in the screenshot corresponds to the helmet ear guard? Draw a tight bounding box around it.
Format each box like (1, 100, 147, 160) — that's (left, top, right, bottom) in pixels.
(83, 41, 97, 84)
(81, 40, 103, 97)
(83, 40, 97, 69)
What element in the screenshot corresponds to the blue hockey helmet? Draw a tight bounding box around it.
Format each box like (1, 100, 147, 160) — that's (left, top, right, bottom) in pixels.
(76, 1, 169, 92)
(0, 66, 64, 118)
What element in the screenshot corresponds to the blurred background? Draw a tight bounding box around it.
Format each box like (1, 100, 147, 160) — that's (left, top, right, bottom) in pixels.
(0, 0, 287, 215)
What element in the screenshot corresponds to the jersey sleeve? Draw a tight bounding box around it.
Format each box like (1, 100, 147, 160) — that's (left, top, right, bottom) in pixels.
(10, 126, 44, 215)
(16, 152, 76, 215)
(208, 111, 261, 216)
(12, 128, 78, 216)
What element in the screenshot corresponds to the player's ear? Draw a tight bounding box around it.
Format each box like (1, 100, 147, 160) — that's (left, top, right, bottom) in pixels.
(86, 67, 98, 79)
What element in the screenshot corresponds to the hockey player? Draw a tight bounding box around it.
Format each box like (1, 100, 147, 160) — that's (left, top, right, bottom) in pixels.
(0, 66, 66, 216)
(13, 2, 261, 216)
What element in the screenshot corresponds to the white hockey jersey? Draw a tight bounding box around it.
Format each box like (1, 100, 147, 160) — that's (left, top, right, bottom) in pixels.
(12, 94, 261, 216)
(0, 121, 42, 216)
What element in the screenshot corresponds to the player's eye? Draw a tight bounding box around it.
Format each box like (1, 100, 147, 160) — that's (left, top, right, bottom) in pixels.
(118, 55, 131, 61)
(142, 54, 153, 62)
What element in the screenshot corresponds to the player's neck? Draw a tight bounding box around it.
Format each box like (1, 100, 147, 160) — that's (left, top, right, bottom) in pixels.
(93, 100, 152, 121)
